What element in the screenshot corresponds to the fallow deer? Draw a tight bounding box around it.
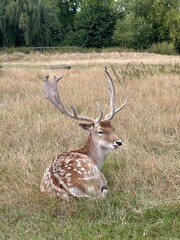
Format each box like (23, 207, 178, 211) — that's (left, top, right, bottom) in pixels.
(40, 68, 128, 198)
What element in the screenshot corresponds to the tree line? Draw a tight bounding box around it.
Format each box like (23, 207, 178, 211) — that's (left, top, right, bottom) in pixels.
(0, 0, 179, 52)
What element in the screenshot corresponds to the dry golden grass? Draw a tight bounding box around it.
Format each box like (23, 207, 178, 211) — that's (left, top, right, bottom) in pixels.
(1, 51, 180, 67)
(0, 52, 180, 209)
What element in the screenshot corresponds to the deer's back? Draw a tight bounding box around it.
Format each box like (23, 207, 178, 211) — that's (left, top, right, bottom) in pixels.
(40, 152, 107, 198)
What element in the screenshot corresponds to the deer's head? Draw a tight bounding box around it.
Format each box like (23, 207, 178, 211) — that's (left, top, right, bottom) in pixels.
(43, 68, 128, 152)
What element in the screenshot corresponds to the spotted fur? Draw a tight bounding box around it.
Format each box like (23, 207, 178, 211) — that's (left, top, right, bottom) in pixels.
(41, 152, 107, 198)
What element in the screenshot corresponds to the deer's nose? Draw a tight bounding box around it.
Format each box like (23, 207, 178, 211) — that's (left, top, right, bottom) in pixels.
(114, 139, 123, 146)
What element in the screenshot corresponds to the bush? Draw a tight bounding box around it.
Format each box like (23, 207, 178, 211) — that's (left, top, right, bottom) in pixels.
(148, 42, 177, 55)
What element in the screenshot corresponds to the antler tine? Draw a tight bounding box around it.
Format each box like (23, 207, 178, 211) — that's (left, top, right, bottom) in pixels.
(103, 68, 128, 121)
(104, 67, 116, 120)
(104, 98, 128, 120)
(43, 75, 95, 123)
(114, 97, 128, 113)
(95, 102, 103, 124)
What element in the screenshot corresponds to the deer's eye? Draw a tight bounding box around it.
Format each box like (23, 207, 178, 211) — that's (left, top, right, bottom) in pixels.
(98, 130, 104, 136)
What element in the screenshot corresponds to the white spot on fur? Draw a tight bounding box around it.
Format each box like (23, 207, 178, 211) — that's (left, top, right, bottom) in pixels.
(67, 182, 72, 186)
(87, 186, 95, 194)
(65, 173, 72, 178)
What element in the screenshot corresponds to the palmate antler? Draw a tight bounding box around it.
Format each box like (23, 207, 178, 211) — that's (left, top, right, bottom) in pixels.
(43, 68, 128, 124)
(43, 75, 100, 122)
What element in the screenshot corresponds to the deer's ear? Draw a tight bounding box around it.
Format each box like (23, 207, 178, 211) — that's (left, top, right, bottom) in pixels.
(78, 123, 94, 131)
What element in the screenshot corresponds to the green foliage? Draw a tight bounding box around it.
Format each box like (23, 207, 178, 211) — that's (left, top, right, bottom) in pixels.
(0, 0, 179, 51)
(148, 42, 177, 55)
(114, 0, 180, 51)
(166, 8, 180, 53)
(54, 0, 81, 44)
(113, 14, 152, 49)
(66, 0, 117, 48)
(0, 0, 61, 47)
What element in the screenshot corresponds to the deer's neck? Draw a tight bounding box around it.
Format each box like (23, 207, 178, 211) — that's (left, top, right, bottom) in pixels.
(77, 133, 109, 170)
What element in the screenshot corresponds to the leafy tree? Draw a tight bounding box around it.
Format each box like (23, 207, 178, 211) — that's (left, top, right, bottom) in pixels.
(0, 0, 61, 47)
(166, 8, 180, 52)
(67, 0, 117, 48)
(31, 0, 60, 46)
(47, 0, 81, 44)
(114, 0, 180, 51)
(0, 0, 179, 50)
(113, 14, 153, 49)
(0, 0, 6, 46)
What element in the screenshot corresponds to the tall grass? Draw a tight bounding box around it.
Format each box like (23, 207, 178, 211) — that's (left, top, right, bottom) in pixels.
(0, 52, 179, 239)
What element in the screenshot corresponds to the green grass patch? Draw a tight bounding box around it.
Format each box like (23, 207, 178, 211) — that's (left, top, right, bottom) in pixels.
(1, 196, 179, 240)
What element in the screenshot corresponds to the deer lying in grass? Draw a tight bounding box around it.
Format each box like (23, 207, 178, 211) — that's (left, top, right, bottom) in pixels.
(40, 68, 128, 198)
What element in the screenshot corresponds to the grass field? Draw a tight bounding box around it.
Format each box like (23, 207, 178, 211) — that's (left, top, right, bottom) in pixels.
(0, 51, 180, 239)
